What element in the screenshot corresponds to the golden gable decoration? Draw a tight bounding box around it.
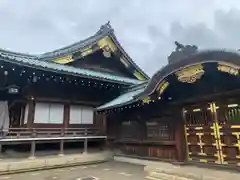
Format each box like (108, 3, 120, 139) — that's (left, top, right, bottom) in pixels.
(142, 96, 151, 104)
(175, 64, 205, 83)
(98, 37, 117, 58)
(98, 37, 117, 52)
(81, 47, 93, 57)
(158, 80, 169, 95)
(217, 63, 239, 76)
(54, 55, 73, 64)
(134, 71, 146, 81)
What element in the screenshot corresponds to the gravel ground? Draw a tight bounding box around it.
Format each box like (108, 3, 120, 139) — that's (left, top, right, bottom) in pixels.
(0, 161, 146, 180)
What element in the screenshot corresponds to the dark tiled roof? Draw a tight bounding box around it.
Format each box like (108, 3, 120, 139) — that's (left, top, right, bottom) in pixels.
(37, 22, 149, 80)
(0, 22, 149, 83)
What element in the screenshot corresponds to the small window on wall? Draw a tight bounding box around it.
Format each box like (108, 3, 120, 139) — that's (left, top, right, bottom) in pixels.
(82, 107, 94, 124)
(69, 105, 94, 124)
(69, 105, 82, 124)
(146, 121, 173, 141)
(34, 102, 64, 124)
(49, 104, 64, 124)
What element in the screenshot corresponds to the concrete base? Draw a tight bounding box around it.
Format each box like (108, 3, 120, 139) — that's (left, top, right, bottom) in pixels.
(28, 156, 36, 160)
(0, 151, 113, 175)
(114, 155, 240, 180)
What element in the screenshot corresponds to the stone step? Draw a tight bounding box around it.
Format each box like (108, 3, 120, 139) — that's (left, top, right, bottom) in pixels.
(149, 172, 176, 180)
(145, 175, 162, 180)
(145, 166, 201, 180)
(144, 166, 228, 180)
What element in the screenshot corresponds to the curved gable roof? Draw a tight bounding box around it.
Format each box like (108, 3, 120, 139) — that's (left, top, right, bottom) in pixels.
(0, 22, 149, 82)
(95, 49, 240, 111)
(138, 50, 240, 98)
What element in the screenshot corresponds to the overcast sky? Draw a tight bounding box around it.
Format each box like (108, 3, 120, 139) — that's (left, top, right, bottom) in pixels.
(0, 0, 240, 75)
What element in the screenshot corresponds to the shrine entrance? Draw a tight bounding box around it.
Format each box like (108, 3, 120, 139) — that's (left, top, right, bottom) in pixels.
(138, 49, 240, 167)
(184, 99, 240, 166)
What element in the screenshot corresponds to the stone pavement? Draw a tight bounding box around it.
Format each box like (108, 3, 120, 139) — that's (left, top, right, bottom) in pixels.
(0, 151, 112, 174)
(115, 156, 240, 180)
(0, 161, 146, 180)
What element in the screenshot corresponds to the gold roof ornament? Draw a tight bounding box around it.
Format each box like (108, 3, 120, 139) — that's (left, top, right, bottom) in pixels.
(102, 46, 112, 58)
(134, 71, 146, 81)
(98, 37, 117, 52)
(158, 80, 169, 95)
(175, 64, 205, 83)
(217, 63, 239, 76)
(54, 55, 73, 64)
(81, 47, 93, 57)
(142, 96, 151, 104)
(168, 41, 198, 64)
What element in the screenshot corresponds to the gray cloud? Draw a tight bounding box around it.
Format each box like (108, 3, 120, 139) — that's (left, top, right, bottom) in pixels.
(0, 0, 240, 75)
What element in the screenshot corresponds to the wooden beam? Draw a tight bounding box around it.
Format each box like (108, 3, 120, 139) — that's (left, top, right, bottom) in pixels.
(32, 97, 101, 106)
(170, 89, 240, 105)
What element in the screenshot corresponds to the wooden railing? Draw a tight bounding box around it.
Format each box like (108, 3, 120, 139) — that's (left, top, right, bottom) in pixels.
(2, 127, 105, 140)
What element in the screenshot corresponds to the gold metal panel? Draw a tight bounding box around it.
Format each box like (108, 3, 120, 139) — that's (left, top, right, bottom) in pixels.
(194, 127, 203, 130)
(54, 55, 73, 64)
(98, 37, 117, 52)
(81, 47, 93, 57)
(200, 159, 208, 163)
(217, 63, 239, 76)
(175, 64, 204, 83)
(158, 81, 169, 95)
(134, 71, 146, 81)
(142, 97, 151, 104)
(231, 126, 240, 129)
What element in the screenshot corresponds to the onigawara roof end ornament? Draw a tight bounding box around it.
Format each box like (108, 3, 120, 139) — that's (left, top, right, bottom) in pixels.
(168, 41, 198, 64)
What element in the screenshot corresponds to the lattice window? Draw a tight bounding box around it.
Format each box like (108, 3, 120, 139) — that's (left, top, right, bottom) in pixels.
(217, 103, 240, 124)
(146, 121, 174, 141)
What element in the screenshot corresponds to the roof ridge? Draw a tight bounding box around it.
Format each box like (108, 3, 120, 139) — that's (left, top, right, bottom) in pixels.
(109, 32, 150, 80)
(0, 22, 113, 60)
(40, 22, 113, 59)
(96, 21, 114, 34)
(0, 48, 38, 58)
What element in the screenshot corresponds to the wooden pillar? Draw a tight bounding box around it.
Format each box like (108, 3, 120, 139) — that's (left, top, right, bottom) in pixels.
(63, 104, 70, 129)
(27, 100, 35, 128)
(59, 129, 65, 156)
(102, 115, 107, 134)
(175, 109, 187, 162)
(29, 140, 36, 159)
(19, 105, 25, 127)
(0, 143, 2, 157)
(29, 129, 36, 159)
(59, 139, 64, 156)
(84, 139, 88, 153)
(83, 129, 88, 153)
(94, 113, 107, 134)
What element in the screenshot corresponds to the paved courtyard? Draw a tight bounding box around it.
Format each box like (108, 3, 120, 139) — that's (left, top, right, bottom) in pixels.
(0, 162, 146, 180)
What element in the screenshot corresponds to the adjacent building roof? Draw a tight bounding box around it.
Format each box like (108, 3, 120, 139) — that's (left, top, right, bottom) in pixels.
(0, 22, 148, 85)
(96, 82, 147, 110)
(0, 51, 142, 85)
(37, 22, 149, 80)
